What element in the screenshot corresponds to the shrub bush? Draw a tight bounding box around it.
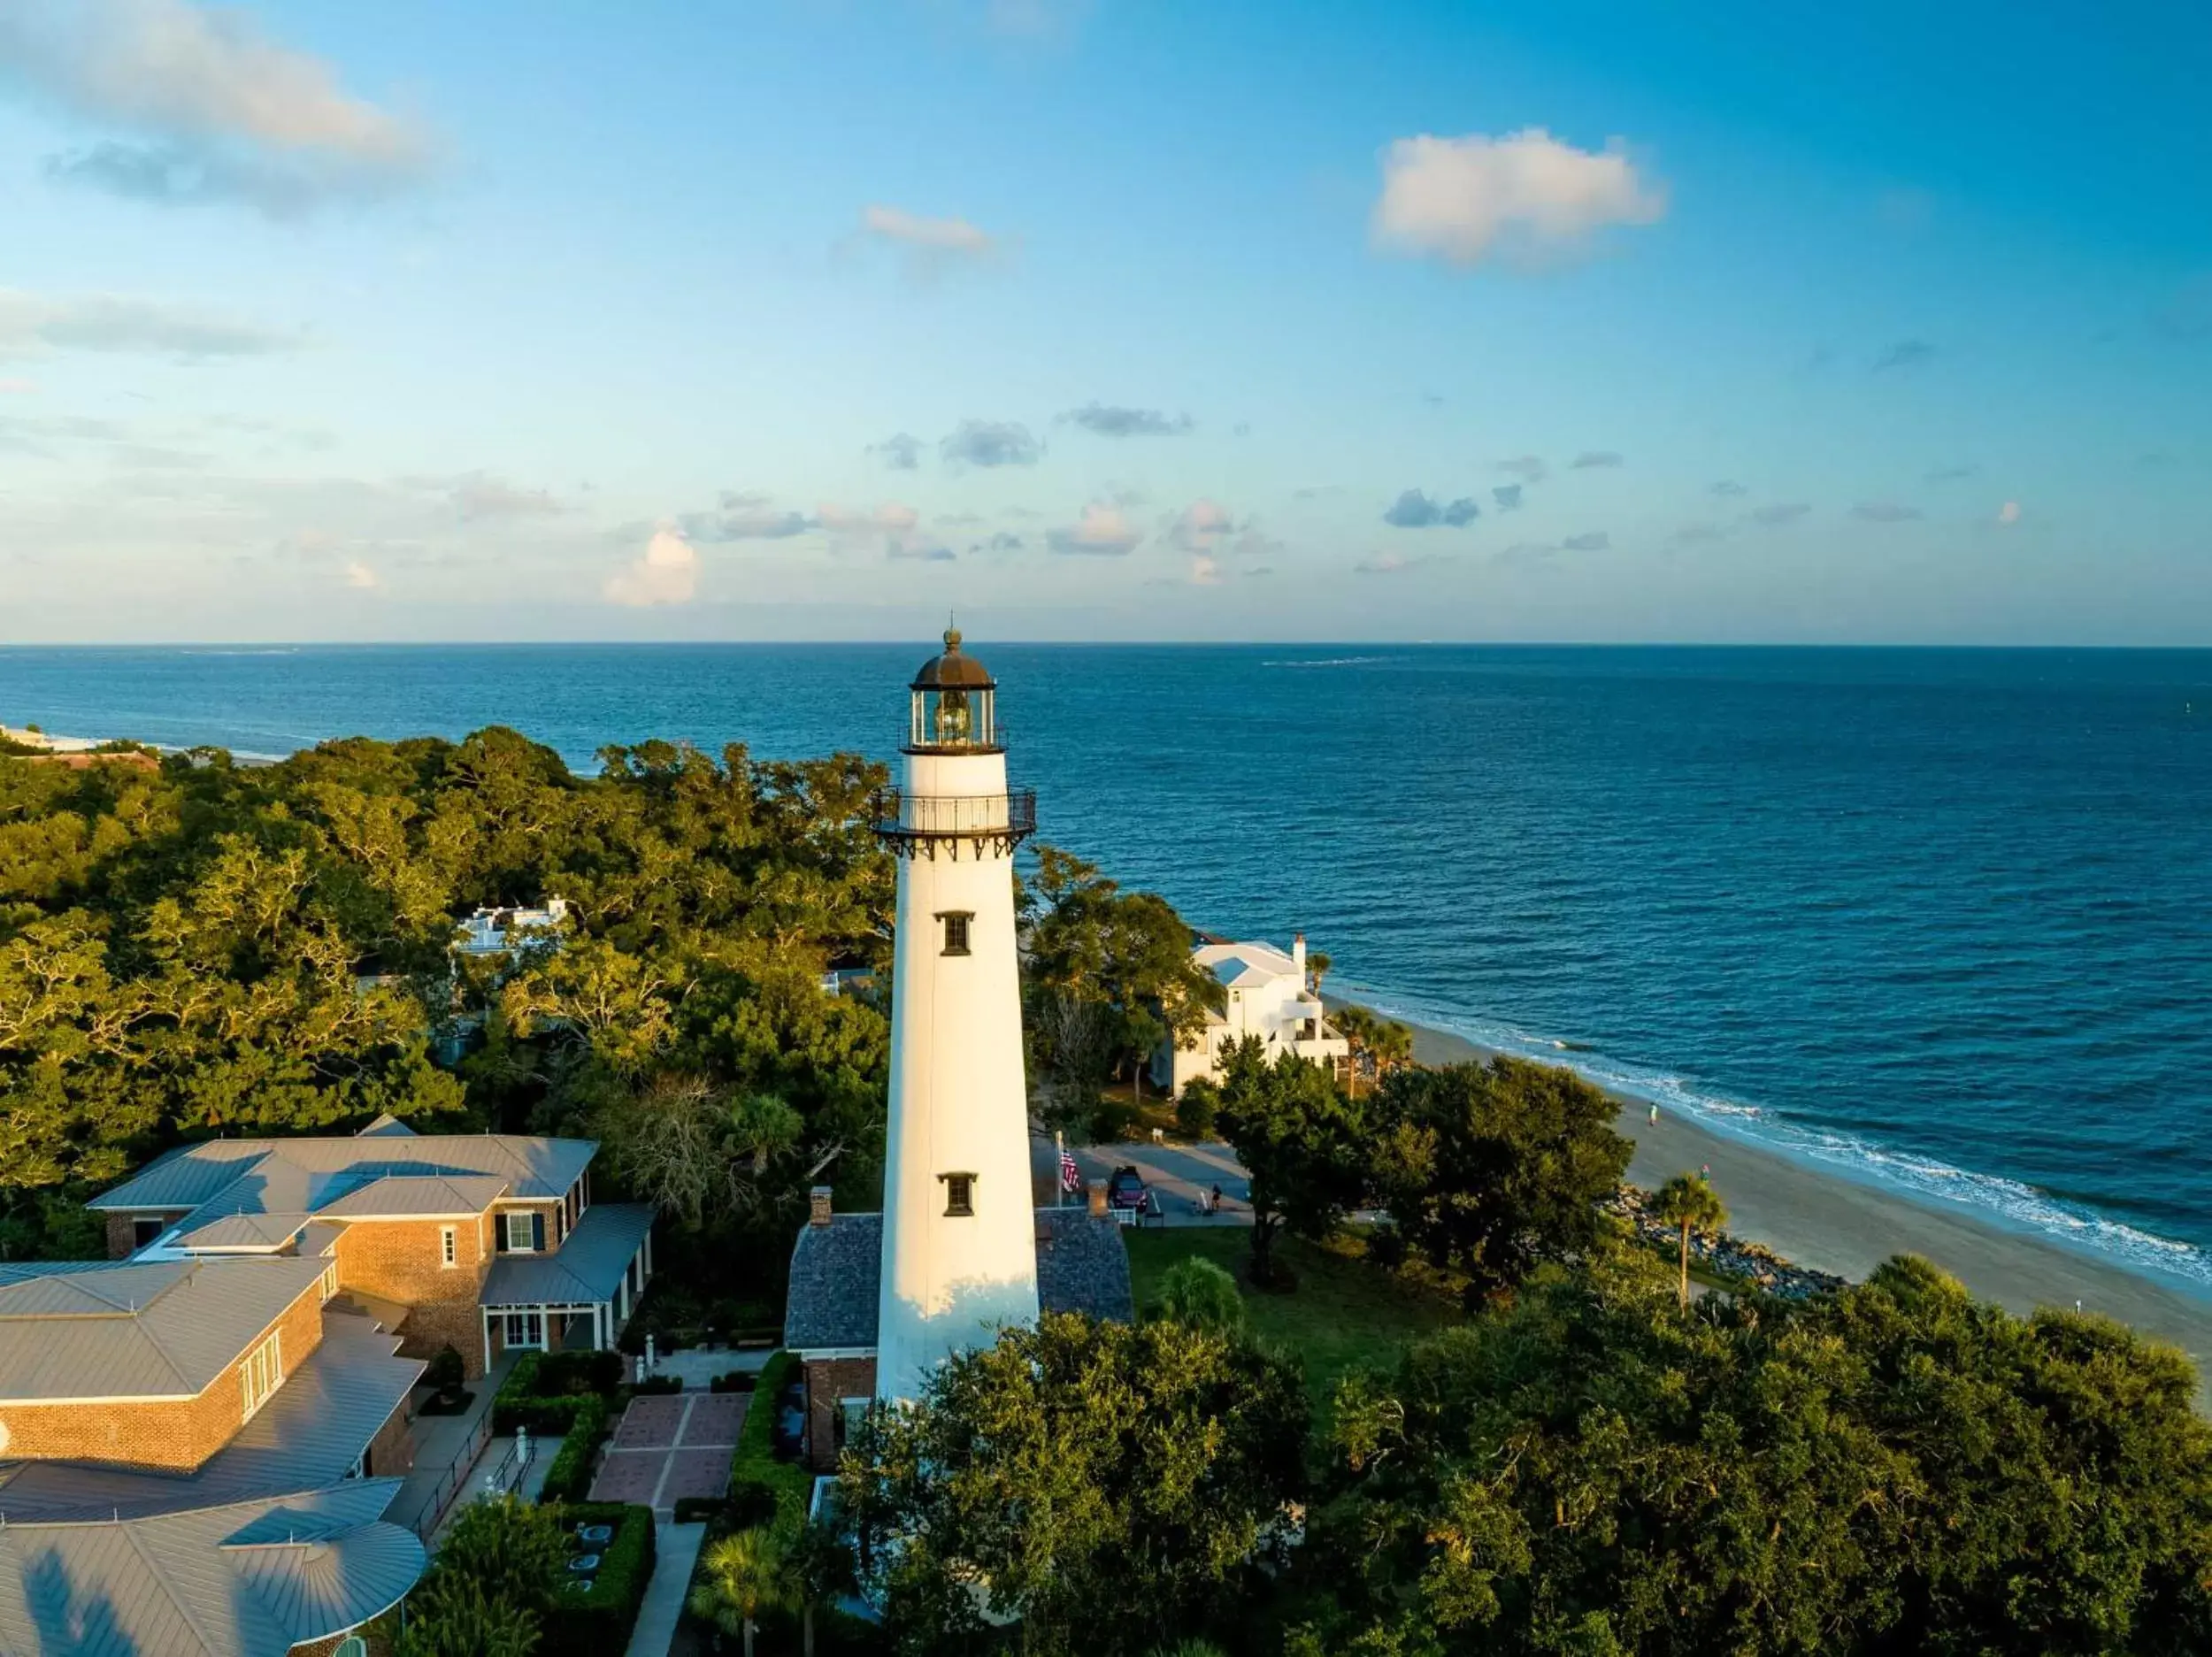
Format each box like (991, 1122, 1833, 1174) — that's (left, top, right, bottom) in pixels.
(535, 1347, 624, 1396)
(1088, 1096, 1142, 1145)
(537, 1393, 610, 1504)
(728, 1350, 811, 1528)
(491, 1349, 626, 1433)
(1175, 1078, 1220, 1139)
(543, 1501, 656, 1657)
(710, 1369, 759, 1393)
(425, 1344, 466, 1392)
(673, 1494, 728, 1523)
(633, 1373, 682, 1395)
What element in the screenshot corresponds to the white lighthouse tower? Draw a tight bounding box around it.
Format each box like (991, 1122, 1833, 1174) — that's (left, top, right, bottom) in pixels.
(872, 630, 1041, 1400)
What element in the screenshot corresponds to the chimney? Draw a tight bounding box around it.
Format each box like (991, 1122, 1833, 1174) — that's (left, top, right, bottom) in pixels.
(1087, 1182, 1107, 1219)
(809, 1186, 834, 1227)
(1292, 932, 1307, 980)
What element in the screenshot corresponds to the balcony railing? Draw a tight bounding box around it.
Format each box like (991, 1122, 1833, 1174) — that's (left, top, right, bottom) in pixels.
(872, 787, 1037, 858)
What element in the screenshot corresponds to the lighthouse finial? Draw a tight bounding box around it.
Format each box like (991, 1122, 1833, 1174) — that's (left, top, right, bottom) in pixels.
(944, 615, 962, 653)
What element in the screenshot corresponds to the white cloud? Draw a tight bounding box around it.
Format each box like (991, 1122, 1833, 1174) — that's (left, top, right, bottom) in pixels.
(1996, 501, 2021, 526)
(0, 378, 35, 394)
(1189, 555, 1221, 586)
(603, 527, 699, 607)
(399, 471, 560, 522)
(1048, 501, 1142, 556)
(1372, 128, 1666, 268)
(818, 502, 920, 534)
(0, 0, 433, 217)
(859, 205, 1001, 276)
(1168, 498, 1234, 554)
(1497, 455, 1548, 483)
(0, 288, 299, 359)
(342, 558, 378, 589)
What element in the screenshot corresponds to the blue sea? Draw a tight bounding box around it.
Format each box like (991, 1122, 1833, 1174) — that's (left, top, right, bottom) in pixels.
(5, 643, 2210, 1291)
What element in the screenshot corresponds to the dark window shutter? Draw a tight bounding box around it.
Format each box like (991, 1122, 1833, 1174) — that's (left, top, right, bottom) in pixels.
(495, 1218, 509, 1254)
(532, 1212, 546, 1252)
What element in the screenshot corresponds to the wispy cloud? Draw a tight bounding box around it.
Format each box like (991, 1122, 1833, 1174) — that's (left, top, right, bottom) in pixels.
(1, 0, 434, 218)
(1871, 339, 1937, 372)
(603, 527, 699, 607)
(1496, 455, 1548, 483)
(1851, 501, 1923, 522)
(1560, 530, 1609, 551)
(1570, 450, 1624, 469)
(397, 472, 559, 522)
(1383, 487, 1479, 528)
(1671, 522, 1728, 546)
(1491, 483, 1523, 511)
(342, 558, 378, 590)
(0, 288, 300, 359)
(1995, 501, 2021, 526)
(940, 419, 1041, 468)
(1355, 551, 1429, 575)
(868, 432, 922, 470)
(1371, 127, 1666, 268)
(818, 502, 920, 536)
(1062, 402, 1193, 438)
(859, 204, 1002, 277)
(1047, 500, 1141, 555)
(0, 377, 35, 394)
(1709, 480, 1748, 497)
(1749, 502, 1812, 525)
(680, 491, 810, 541)
(887, 540, 955, 562)
(1167, 499, 1234, 554)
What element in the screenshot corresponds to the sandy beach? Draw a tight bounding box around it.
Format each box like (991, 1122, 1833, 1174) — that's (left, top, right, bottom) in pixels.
(1396, 1016, 2212, 1394)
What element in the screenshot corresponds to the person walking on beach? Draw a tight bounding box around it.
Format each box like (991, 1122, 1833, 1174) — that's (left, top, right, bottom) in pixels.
(1648, 1103, 1660, 1128)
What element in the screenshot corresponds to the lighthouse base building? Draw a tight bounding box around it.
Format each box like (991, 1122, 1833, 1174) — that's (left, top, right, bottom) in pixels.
(782, 1190, 1133, 1470)
(780, 630, 1133, 1471)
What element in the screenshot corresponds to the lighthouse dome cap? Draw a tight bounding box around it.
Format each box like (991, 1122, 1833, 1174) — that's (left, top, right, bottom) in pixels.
(910, 626, 996, 691)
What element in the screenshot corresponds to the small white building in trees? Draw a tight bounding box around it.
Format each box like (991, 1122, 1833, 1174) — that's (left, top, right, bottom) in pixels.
(1155, 932, 1349, 1096)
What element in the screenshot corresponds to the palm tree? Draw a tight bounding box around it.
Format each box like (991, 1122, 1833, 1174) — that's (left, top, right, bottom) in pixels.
(1305, 949, 1331, 995)
(689, 1526, 792, 1657)
(1649, 1173, 1729, 1308)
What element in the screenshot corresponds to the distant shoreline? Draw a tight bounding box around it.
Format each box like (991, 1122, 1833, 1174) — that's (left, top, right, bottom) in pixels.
(1357, 1001, 2212, 1399)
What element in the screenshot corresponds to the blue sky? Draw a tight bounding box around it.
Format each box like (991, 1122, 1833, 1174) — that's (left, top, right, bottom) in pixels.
(1, 0, 2207, 643)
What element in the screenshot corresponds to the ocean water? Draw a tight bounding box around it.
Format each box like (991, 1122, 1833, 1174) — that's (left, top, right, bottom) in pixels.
(5, 643, 2210, 1291)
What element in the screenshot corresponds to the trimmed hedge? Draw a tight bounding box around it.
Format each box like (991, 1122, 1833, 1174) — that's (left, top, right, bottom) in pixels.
(538, 1393, 611, 1504)
(492, 1349, 624, 1434)
(545, 1500, 656, 1657)
(633, 1373, 683, 1395)
(709, 1369, 759, 1393)
(673, 1494, 727, 1523)
(728, 1349, 811, 1528)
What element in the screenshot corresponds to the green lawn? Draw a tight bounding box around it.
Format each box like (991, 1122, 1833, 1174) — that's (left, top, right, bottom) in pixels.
(1122, 1227, 1463, 1409)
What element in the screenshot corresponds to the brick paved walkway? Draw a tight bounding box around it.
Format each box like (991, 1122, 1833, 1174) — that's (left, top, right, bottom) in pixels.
(590, 1391, 746, 1515)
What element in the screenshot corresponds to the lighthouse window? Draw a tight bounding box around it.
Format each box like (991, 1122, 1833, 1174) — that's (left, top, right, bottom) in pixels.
(939, 910, 972, 955)
(941, 1172, 976, 1216)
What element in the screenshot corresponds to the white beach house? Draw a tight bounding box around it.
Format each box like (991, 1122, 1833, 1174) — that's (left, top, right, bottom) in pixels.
(1156, 932, 1350, 1095)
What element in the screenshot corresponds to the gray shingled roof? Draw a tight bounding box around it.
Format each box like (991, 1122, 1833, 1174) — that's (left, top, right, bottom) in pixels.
(0, 1307, 423, 1523)
(0, 1258, 328, 1403)
(91, 1131, 593, 1215)
(0, 1479, 424, 1657)
(482, 1202, 654, 1308)
(782, 1208, 1133, 1351)
(317, 1174, 509, 1219)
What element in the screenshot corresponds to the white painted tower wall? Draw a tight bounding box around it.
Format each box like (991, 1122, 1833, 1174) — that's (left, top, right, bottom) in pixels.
(874, 745, 1040, 1400)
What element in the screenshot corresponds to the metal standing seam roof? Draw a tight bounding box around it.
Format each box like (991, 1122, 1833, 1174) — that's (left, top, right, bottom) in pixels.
(0, 1306, 424, 1523)
(0, 1258, 329, 1403)
(171, 1213, 312, 1252)
(781, 1208, 1134, 1352)
(0, 1479, 426, 1657)
(480, 1202, 655, 1308)
(315, 1174, 511, 1219)
(89, 1132, 596, 1215)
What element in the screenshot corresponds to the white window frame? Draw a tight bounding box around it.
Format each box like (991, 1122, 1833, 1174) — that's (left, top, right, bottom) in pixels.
(440, 1224, 457, 1269)
(240, 1331, 284, 1419)
(504, 1210, 536, 1254)
(319, 1264, 339, 1301)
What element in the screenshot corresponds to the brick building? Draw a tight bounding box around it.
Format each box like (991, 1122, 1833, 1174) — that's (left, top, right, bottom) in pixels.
(88, 1115, 656, 1378)
(0, 1257, 426, 1654)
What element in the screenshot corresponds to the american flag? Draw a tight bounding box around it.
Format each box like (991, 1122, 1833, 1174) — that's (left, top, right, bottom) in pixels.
(1059, 1150, 1082, 1193)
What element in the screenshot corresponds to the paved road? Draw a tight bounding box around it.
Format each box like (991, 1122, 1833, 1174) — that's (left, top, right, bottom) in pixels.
(1033, 1134, 1256, 1225)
